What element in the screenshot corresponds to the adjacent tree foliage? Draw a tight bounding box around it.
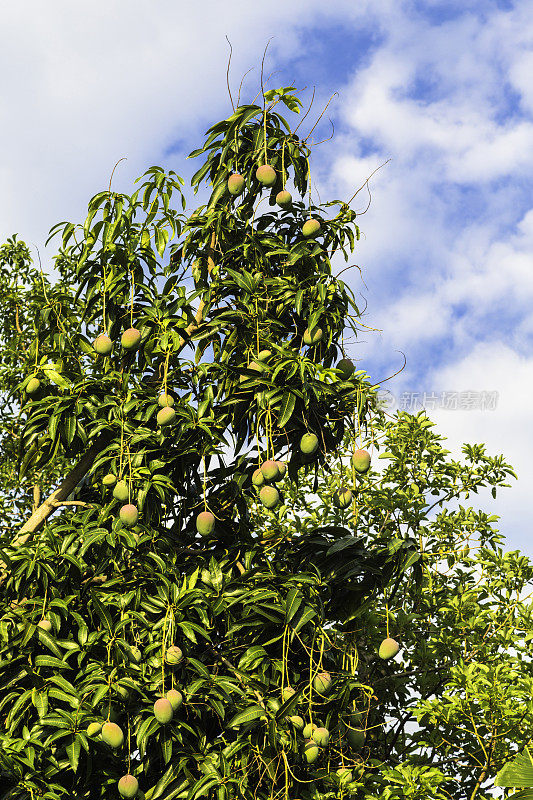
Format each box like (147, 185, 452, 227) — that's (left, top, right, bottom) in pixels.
(259, 415, 528, 800)
(0, 236, 75, 538)
(0, 85, 527, 800)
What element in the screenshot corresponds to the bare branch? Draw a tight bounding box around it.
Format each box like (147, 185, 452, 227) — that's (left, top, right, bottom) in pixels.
(309, 118, 335, 147)
(293, 86, 316, 135)
(237, 67, 254, 108)
(49, 500, 95, 508)
(260, 38, 274, 107)
(108, 157, 127, 196)
(225, 36, 235, 112)
(15, 306, 23, 336)
(16, 433, 111, 542)
(82, 573, 108, 586)
(303, 92, 339, 143)
(346, 159, 391, 206)
(335, 264, 368, 292)
(370, 352, 408, 389)
(32, 483, 41, 513)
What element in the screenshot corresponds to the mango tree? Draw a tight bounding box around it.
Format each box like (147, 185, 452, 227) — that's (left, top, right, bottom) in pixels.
(0, 89, 417, 799)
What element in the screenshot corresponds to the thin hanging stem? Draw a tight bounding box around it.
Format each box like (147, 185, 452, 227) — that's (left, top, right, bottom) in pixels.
(129, 268, 134, 328)
(127, 442, 133, 503)
(102, 264, 107, 334)
(127, 716, 131, 770)
(307, 157, 312, 218)
(162, 346, 170, 398)
(202, 455, 208, 511)
(263, 106, 268, 164)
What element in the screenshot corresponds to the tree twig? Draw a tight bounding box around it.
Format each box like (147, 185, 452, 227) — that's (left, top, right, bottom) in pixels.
(81, 573, 108, 586)
(346, 160, 391, 206)
(225, 36, 235, 112)
(15, 306, 23, 336)
(303, 92, 338, 143)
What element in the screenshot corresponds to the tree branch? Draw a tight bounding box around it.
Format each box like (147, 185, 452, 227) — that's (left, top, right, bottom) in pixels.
(16, 434, 110, 543)
(32, 483, 41, 513)
(49, 500, 95, 508)
(469, 733, 494, 800)
(15, 306, 23, 336)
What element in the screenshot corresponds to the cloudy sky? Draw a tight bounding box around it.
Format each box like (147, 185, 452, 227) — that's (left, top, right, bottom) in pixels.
(2, 0, 532, 551)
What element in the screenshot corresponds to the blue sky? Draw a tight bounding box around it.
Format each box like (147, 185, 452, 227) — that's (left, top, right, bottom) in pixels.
(1, 0, 532, 550)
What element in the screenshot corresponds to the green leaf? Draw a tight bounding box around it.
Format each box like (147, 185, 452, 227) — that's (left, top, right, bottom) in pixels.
(208, 557, 223, 592)
(32, 689, 48, 719)
(278, 391, 296, 429)
(145, 763, 177, 800)
(136, 716, 159, 756)
(496, 749, 533, 787)
(226, 705, 265, 728)
(285, 588, 303, 624)
(90, 595, 113, 634)
(65, 735, 81, 772)
(62, 415, 76, 447)
(154, 226, 170, 256)
(161, 731, 173, 764)
(34, 655, 71, 670)
(290, 604, 317, 634)
(42, 366, 69, 388)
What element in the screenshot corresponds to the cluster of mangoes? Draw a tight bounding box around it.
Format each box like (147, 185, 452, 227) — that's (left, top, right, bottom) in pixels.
(281, 672, 367, 768)
(93, 327, 142, 356)
(85, 646, 185, 798)
(282, 644, 401, 769)
(102, 473, 139, 529)
(227, 165, 321, 239)
(252, 459, 287, 510)
(94, 331, 177, 426)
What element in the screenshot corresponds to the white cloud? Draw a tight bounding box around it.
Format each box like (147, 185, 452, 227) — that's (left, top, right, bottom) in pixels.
(315, 1, 533, 553)
(356, 203, 533, 362)
(427, 342, 533, 550)
(0, 0, 392, 259)
(509, 50, 533, 113)
(338, 3, 533, 182)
